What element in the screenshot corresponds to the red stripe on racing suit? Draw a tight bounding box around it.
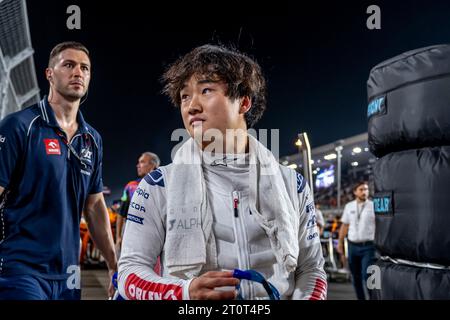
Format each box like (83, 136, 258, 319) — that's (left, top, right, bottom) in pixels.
(309, 278, 327, 300)
(124, 273, 183, 300)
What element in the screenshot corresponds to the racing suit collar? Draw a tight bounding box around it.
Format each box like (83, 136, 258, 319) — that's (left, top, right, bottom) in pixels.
(201, 151, 250, 168)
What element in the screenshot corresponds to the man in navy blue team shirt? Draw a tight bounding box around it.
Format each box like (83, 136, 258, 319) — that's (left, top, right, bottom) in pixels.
(0, 42, 117, 299)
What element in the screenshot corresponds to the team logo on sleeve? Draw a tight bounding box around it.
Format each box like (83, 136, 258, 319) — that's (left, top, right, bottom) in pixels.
(135, 188, 150, 199)
(306, 202, 315, 214)
(127, 213, 144, 224)
(296, 172, 306, 193)
(80, 148, 92, 162)
(307, 212, 317, 229)
(306, 209, 319, 242)
(44, 139, 61, 155)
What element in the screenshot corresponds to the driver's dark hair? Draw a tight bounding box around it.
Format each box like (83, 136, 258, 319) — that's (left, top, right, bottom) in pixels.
(162, 44, 267, 128)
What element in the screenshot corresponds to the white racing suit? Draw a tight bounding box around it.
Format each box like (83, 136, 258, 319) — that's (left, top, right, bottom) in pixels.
(118, 158, 327, 300)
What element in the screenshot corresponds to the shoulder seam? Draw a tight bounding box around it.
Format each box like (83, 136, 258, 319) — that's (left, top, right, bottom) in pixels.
(87, 132, 99, 149)
(143, 168, 164, 187)
(27, 115, 41, 137)
(296, 172, 306, 193)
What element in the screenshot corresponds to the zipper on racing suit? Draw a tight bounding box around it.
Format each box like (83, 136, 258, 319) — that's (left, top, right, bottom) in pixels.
(233, 191, 239, 217)
(231, 191, 254, 299)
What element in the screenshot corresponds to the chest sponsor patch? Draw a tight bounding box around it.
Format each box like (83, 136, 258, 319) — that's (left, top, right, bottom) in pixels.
(44, 139, 61, 155)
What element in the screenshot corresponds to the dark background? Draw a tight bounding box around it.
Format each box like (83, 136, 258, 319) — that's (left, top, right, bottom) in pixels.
(25, 0, 450, 201)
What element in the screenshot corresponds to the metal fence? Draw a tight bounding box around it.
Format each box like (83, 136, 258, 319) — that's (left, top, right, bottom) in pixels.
(0, 0, 40, 120)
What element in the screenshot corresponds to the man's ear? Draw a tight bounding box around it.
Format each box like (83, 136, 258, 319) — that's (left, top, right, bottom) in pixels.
(45, 68, 53, 83)
(239, 96, 252, 114)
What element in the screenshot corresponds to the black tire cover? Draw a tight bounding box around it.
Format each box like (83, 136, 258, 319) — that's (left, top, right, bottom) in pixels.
(372, 260, 450, 300)
(367, 44, 450, 157)
(373, 146, 450, 265)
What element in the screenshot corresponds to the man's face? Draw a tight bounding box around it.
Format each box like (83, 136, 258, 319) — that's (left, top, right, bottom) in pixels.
(136, 154, 155, 178)
(46, 48, 91, 101)
(179, 74, 246, 147)
(354, 184, 369, 201)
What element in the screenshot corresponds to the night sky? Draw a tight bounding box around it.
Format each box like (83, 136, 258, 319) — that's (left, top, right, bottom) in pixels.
(25, 0, 450, 201)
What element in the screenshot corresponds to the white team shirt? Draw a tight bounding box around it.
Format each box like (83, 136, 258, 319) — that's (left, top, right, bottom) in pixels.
(341, 199, 375, 242)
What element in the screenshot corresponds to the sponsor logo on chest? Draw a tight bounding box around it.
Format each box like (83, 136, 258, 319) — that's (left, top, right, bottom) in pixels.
(44, 139, 61, 155)
(168, 218, 201, 231)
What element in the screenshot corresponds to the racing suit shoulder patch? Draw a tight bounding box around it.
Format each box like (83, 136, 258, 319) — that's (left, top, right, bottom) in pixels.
(296, 172, 306, 193)
(144, 168, 164, 187)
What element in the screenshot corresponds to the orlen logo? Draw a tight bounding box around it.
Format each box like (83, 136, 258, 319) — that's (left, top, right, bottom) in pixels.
(0, 135, 5, 143)
(44, 139, 61, 155)
(125, 274, 181, 300)
(127, 214, 144, 225)
(136, 188, 149, 199)
(127, 284, 178, 300)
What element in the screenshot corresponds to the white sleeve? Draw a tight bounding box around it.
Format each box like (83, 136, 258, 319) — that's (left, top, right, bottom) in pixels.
(340, 203, 351, 224)
(117, 169, 192, 300)
(315, 209, 325, 228)
(292, 177, 328, 300)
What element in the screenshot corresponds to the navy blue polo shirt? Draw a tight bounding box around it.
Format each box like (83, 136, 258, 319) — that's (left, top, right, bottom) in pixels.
(0, 97, 103, 280)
